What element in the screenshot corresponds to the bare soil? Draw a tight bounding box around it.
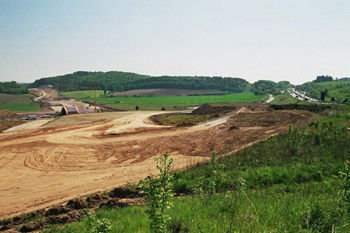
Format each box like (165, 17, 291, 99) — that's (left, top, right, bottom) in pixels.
(110, 88, 222, 97)
(0, 94, 31, 103)
(0, 106, 315, 220)
(0, 110, 16, 119)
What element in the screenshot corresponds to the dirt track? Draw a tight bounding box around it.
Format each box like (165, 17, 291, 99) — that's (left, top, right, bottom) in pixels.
(0, 109, 314, 219)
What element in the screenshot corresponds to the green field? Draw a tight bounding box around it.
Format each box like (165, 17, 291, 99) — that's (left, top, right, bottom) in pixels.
(0, 103, 40, 112)
(70, 92, 268, 111)
(0, 93, 40, 111)
(270, 93, 310, 105)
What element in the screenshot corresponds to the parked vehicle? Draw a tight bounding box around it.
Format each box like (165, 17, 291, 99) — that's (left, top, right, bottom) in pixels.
(25, 115, 37, 120)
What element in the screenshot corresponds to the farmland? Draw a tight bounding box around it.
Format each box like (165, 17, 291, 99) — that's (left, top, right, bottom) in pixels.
(62, 91, 268, 110)
(0, 94, 40, 111)
(60, 90, 106, 99)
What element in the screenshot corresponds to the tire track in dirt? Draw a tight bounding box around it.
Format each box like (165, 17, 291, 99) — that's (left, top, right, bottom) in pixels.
(0, 109, 314, 219)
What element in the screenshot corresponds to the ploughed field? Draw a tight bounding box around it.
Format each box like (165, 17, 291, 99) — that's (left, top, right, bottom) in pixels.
(0, 105, 314, 219)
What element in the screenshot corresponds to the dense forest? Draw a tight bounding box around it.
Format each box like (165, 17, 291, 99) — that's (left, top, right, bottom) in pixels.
(30, 71, 249, 93)
(0, 81, 28, 94)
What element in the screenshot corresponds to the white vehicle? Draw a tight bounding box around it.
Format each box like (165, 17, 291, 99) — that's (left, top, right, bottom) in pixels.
(25, 115, 37, 120)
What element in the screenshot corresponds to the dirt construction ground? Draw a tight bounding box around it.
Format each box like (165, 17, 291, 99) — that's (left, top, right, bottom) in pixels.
(0, 107, 314, 219)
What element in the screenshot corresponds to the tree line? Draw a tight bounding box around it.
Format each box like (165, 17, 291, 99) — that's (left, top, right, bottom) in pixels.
(30, 71, 250, 93)
(251, 80, 292, 95)
(0, 81, 29, 95)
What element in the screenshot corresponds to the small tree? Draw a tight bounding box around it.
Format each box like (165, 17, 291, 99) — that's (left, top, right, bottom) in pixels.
(139, 152, 174, 233)
(135, 105, 140, 111)
(208, 152, 222, 194)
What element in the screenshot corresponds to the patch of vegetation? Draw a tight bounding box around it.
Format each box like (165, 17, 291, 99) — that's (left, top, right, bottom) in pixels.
(150, 113, 216, 126)
(139, 152, 174, 233)
(297, 79, 350, 103)
(30, 71, 249, 93)
(0, 103, 39, 112)
(81, 92, 268, 110)
(251, 80, 293, 95)
(0, 93, 33, 103)
(0, 93, 39, 111)
(0, 81, 28, 94)
(270, 93, 303, 104)
(47, 112, 350, 232)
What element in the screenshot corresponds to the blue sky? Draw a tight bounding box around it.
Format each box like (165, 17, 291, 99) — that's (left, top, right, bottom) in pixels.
(0, 0, 349, 84)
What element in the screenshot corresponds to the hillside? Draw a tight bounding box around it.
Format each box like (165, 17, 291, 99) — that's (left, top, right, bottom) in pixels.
(30, 71, 250, 93)
(297, 77, 350, 103)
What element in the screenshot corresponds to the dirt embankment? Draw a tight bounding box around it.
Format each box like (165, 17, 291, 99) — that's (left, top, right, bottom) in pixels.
(192, 103, 271, 115)
(270, 104, 332, 113)
(0, 106, 315, 223)
(0, 110, 25, 132)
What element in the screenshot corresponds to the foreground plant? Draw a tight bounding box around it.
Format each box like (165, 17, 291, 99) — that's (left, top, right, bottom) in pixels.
(339, 160, 350, 213)
(139, 151, 174, 233)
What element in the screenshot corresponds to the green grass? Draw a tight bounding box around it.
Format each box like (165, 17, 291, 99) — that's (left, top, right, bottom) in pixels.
(0, 103, 40, 111)
(61, 91, 268, 111)
(61, 90, 106, 99)
(78, 92, 268, 110)
(46, 112, 350, 232)
(46, 180, 348, 233)
(270, 93, 303, 105)
(297, 80, 350, 103)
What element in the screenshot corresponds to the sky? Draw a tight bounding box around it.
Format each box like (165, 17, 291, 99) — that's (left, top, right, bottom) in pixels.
(0, 0, 349, 85)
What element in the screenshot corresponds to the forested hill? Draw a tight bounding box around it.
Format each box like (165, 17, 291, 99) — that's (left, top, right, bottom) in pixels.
(29, 71, 249, 93)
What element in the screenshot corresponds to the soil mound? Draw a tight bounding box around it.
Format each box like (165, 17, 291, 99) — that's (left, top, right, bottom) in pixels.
(0, 110, 16, 119)
(192, 103, 270, 115)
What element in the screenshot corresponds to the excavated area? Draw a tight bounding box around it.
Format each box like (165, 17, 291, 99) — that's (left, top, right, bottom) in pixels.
(0, 108, 314, 219)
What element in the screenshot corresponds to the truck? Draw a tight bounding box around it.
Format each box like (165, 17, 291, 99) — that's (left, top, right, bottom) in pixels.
(25, 115, 38, 120)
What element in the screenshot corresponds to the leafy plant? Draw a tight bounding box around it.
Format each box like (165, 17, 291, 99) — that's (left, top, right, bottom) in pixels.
(139, 152, 174, 233)
(208, 152, 223, 194)
(339, 160, 350, 213)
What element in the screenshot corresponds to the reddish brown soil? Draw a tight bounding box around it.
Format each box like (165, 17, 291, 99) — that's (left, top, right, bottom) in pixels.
(0, 108, 314, 220)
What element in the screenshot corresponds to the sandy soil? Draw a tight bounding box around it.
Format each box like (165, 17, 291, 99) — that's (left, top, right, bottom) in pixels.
(0, 109, 313, 219)
(4, 119, 53, 132)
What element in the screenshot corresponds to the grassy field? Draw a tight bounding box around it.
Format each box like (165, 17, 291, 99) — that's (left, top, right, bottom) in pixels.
(73, 92, 268, 111)
(270, 93, 310, 105)
(270, 93, 300, 104)
(0, 103, 40, 112)
(44, 110, 350, 232)
(61, 90, 106, 99)
(0, 93, 40, 111)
